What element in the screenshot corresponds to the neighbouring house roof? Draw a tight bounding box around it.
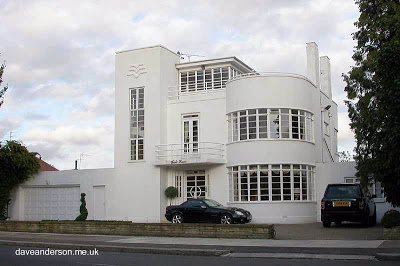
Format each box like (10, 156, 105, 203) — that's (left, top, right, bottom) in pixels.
(37, 158, 58, 172)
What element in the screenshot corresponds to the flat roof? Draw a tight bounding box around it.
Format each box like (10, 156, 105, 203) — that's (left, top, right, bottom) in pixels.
(176, 56, 255, 73)
(116, 45, 178, 56)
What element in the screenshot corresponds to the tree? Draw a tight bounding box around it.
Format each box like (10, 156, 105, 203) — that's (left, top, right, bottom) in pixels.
(338, 151, 353, 162)
(0, 56, 8, 108)
(343, 0, 400, 206)
(0, 141, 40, 219)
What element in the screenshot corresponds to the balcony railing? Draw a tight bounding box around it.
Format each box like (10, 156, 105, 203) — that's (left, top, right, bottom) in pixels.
(155, 142, 225, 166)
(226, 72, 315, 86)
(167, 86, 225, 101)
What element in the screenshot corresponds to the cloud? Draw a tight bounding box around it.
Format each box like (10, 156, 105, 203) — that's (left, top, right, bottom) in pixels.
(0, 0, 359, 169)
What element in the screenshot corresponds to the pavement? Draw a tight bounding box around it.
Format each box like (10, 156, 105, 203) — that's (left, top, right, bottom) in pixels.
(0, 223, 399, 261)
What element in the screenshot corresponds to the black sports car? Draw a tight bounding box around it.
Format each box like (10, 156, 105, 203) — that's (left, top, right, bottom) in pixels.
(165, 198, 252, 224)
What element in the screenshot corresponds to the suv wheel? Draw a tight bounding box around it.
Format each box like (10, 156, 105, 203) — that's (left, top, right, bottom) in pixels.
(322, 221, 331, 228)
(370, 208, 377, 226)
(362, 212, 370, 227)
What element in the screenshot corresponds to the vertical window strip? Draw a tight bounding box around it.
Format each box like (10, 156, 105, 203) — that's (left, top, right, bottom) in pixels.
(130, 87, 144, 161)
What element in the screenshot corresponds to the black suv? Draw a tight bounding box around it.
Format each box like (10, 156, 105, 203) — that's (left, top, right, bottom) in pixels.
(321, 184, 376, 227)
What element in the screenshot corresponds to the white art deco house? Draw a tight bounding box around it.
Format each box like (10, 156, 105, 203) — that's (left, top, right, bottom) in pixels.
(8, 43, 392, 223)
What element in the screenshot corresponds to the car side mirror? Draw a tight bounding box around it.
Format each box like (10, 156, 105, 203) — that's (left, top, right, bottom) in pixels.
(201, 205, 207, 209)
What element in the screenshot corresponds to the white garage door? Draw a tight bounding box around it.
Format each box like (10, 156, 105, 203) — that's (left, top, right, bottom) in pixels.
(24, 186, 80, 220)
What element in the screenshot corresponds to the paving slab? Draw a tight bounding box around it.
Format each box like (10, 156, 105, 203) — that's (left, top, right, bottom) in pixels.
(275, 223, 384, 240)
(110, 236, 385, 248)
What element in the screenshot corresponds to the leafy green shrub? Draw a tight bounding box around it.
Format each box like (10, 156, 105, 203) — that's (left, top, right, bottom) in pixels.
(165, 186, 178, 204)
(75, 193, 88, 221)
(381, 209, 400, 228)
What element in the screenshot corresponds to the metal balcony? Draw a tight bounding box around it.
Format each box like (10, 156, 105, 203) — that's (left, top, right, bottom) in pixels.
(155, 142, 225, 166)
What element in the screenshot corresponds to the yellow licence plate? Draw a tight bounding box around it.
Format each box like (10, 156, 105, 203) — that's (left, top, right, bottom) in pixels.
(333, 201, 351, 207)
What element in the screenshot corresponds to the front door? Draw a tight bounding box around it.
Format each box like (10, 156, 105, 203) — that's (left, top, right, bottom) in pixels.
(186, 170, 207, 199)
(182, 114, 199, 156)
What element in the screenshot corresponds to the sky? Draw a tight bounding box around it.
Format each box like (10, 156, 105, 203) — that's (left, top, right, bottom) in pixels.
(0, 0, 359, 170)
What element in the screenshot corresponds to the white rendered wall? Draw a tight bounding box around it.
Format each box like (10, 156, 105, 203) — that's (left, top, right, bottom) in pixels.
(226, 75, 319, 166)
(229, 202, 316, 224)
(9, 168, 114, 221)
(113, 46, 179, 222)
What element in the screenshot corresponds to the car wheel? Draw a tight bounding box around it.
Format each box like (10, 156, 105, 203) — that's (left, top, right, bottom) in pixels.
(322, 221, 331, 228)
(171, 213, 183, 224)
(220, 214, 233, 224)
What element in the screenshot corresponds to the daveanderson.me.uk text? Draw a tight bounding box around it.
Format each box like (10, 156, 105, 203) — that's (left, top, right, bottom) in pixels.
(15, 248, 99, 256)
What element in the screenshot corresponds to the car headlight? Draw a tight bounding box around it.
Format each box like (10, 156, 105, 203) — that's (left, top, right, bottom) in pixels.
(235, 211, 245, 216)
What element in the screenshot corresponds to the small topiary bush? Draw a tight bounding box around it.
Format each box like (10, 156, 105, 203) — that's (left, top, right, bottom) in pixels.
(165, 186, 178, 205)
(381, 209, 400, 228)
(75, 193, 88, 221)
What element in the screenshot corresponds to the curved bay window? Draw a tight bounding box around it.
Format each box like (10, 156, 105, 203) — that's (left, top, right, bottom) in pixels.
(228, 108, 314, 142)
(228, 164, 315, 202)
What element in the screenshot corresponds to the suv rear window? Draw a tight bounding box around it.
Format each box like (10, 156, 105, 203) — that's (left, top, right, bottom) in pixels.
(324, 185, 362, 199)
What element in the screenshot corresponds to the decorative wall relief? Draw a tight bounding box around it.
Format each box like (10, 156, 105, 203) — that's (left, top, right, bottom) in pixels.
(127, 64, 147, 78)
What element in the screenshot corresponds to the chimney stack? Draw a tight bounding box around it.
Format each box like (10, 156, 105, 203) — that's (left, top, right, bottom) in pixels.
(306, 42, 320, 88)
(320, 56, 332, 99)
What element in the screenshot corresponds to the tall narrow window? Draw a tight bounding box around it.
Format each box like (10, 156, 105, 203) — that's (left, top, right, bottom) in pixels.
(130, 87, 144, 160)
(182, 114, 199, 155)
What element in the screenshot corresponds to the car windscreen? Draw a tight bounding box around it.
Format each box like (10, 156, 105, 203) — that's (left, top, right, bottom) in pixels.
(324, 185, 361, 199)
(203, 199, 223, 207)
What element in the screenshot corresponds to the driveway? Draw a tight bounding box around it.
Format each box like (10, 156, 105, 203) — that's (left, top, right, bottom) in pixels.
(275, 223, 383, 240)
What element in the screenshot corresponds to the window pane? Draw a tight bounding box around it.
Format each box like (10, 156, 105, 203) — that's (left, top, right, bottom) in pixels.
(188, 71, 196, 91)
(232, 113, 238, 141)
(281, 109, 290, 138)
(221, 67, 229, 88)
(271, 165, 281, 201)
(213, 68, 222, 89)
(205, 69, 212, 90)
(240, 170, 248, 201)
(248, 114, 257, 139)
(196, 71, 204, 90)
(270, 109, 280, 138)
(180, 72, 187, 92)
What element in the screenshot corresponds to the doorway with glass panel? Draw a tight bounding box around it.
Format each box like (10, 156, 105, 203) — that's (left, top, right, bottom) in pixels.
(186, 170, 207, 199)
(173, 170, 208, 202)
(182, 114, 199, 159)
